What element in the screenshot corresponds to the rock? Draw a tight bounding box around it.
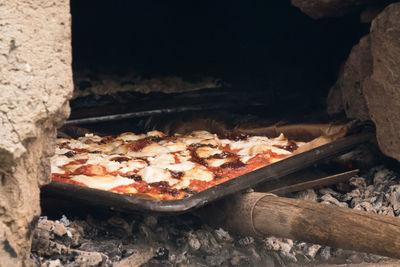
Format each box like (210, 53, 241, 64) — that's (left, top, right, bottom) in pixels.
(290, 0, 383, 19)
(41, 259, 62, 267)
(214, 228, 233, 242)
(340, 36, 372, 121)
(333, 3, 400, 162)
(72, 250, 110, 266)
(31, 217, 81, 257)
(363, 3, 400, 162)
(0, 0, 73, 265)
(237, 236, 255, 247)
(327, 35, 371, 120)
(114, 248, 153, 267)
(188, 233, 201, 251)
(295, 189, 318, 202)
(360, 5, 386, 23)
(143, 215, 158, 229)
(320, 246, 331, 261)
(327, 76, 344, 115)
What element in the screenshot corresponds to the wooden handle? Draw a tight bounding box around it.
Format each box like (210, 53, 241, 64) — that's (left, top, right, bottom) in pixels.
(198, 192, 400, 259)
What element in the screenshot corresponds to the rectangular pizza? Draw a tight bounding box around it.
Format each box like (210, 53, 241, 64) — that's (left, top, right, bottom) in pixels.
(51, 130, 306, 200)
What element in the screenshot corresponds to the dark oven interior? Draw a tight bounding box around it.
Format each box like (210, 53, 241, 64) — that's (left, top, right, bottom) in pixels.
(68, 0, 369, 134)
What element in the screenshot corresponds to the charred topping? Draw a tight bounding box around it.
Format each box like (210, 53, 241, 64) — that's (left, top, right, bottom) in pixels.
(181, 188, 197, 195)
(136, 157, 150, 164)
(168, 169, 184, 179)
(208, 151, 236, 159)
(59, 142, 70, 149)
(72, 148, 90, 153)
(279, 140, 298, 152)
(110, 156, 130, 163)
(127, 139, 153, 152)
(63, 151, 76, 158)
(125, 174, 142, 182)
(220, 159, 245, 169)
(144, 136, 163, 142)
(188, 143, 218, 149)
(149, 181, 180, 197)
(218, 132, 250, 141)
(100, 135, 117, 144)
(189, 149, 208, 167)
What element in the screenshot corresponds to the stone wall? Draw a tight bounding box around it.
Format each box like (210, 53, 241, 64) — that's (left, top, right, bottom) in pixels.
(326, 3, 400, 162)
(0, 1, 73, 266)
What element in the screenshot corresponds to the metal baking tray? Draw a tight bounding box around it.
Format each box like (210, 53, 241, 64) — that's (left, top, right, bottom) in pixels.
(41, 132, 373, 214)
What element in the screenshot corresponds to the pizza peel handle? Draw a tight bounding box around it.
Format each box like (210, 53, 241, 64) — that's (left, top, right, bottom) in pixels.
(198, 192, 400, 259)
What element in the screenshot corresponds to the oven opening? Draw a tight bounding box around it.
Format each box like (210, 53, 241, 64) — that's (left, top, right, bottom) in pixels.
(2, 0, 398, 266)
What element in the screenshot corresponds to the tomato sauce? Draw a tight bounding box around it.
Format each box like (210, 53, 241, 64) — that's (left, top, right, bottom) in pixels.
(189, 179, 215, 193)
(52, 175, 87, 187)
(73, 164, 107, 176)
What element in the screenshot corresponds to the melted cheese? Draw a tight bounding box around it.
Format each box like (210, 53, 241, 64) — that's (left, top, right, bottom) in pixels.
(167, 161, 195, 172)
(78, 133, 103, 143)
(149, 153, 175, 167)
(172, 180, 191, 190)
(196, 147, 222, 158)
(140, 143, 169, 156)
(118, 160, 147, 174)
(116, 132, 145, 142)
(146, 130, 165, 137)
(207, 158, 231, 167)
(163, 141, 186, 152)
(138, 166, 176, 185)
(55, 148, 72, 154)
(71, 175, 135, 191)
(230, 136, 292, 157)
(182, 166, 214, 182)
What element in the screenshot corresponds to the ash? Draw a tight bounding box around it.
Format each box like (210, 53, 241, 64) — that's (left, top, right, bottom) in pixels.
(32, 165, 400, 267)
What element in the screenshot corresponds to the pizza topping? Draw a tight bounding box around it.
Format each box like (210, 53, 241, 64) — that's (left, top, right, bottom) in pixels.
(52, 130, 304, 200)
(110, 156, 130, 163)
(195, 146, 222, 158)
(182, 167, 214, 182)
(220, 159, 246, 169)
(189, 149, 208, 167)
(127, 139, 154, 152)
(149, 181, 181, 197)
(138, 166, 174, 184)
(208, 151, 236, 159)
(168, 169, 184, 179)
(218, 132, 250, 141)
(278, 140, 299, 152)
(63, 151, 76, 158)
(124, 174, 142, 182)
(71, 175, 135, 191)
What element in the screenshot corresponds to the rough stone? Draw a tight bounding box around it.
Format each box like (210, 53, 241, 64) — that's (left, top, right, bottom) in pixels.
(363, 3, 400, 162)
(291, 0, 387, 19)
(328, 3, 400, 162)
(0, 0, 73, 265)
(327, 35, 371, 121)
(340, 36, 372, 121)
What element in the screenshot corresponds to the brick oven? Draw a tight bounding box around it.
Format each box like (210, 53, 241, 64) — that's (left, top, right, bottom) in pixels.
(1, 0, 400, 266)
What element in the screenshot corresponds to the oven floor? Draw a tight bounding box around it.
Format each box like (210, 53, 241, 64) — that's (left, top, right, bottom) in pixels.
(35, 159, 400, 266)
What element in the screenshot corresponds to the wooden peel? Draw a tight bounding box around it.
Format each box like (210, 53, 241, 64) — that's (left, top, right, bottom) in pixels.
(198, 192, 400, 259)
(266, 169, 359, 195)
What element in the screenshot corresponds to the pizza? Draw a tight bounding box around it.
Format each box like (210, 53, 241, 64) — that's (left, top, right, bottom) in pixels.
(51, 130, 305, 200)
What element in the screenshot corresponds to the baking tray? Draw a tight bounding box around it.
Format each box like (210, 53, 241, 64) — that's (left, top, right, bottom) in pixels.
(41, 132, 373, 214)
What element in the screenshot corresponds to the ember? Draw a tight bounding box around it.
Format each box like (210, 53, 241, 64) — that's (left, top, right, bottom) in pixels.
(35, 164, 400, 266)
